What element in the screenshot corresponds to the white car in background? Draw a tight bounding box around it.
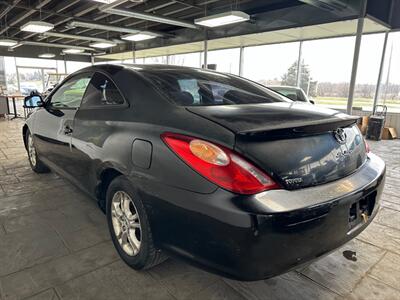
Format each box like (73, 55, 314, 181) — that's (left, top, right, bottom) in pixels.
(268, 85, 315, 104)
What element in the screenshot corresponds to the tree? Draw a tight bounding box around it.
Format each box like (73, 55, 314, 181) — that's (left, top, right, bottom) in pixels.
(281, 60, 317, 96)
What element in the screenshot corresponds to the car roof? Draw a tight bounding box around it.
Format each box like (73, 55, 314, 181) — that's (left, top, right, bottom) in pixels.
(77, 63, 235, 78)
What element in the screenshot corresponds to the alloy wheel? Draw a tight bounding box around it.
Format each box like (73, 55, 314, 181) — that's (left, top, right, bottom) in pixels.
(111, 191, 141, 256)
(28, 134, 37, 167)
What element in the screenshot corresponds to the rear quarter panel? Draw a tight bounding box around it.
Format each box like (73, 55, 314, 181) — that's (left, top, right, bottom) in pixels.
(72, 69, 235, 197)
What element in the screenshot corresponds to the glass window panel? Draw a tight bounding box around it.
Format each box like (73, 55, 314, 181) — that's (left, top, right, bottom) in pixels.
(15, 57, 57, 68)
(66, 61, 91, 73)
(380, 32, 400, 112)
(169, 52, 201, 68)
(204, 48, 240, 75)
(243, 42, 300, 86)
(301, 36, 355, 109)
(56, 60, 66, 74)
(50, 74, 91, 108)
(18, 68, 45, 94)
(82, 72, 125, 107)
(4, 57, 18, 93)
(143, 56, 168, 64)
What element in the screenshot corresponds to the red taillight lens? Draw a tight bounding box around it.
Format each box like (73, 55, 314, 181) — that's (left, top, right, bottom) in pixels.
(161, 133, 280, 195)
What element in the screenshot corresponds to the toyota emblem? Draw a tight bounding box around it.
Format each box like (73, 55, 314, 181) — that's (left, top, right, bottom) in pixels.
(334, 128, 347, 144)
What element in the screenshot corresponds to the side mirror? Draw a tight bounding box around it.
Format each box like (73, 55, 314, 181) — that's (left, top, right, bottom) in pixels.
(24, 95, 44, 108)
(309, 99, 315, 105)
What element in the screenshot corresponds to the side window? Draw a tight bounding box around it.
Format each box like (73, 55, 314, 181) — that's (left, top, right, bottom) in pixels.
(50, 74, 91, 108)
(81, 72, 125, 107)
(177, 79, 200, 104)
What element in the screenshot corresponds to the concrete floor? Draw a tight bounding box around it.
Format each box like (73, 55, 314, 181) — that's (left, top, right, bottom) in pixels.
(0, 118, 399, 300)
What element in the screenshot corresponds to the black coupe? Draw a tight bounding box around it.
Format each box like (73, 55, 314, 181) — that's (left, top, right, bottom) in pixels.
(23, 64, 385, 281)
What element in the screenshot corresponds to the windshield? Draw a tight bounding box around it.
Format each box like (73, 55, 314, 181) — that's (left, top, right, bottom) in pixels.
(141, 69, 290, 106)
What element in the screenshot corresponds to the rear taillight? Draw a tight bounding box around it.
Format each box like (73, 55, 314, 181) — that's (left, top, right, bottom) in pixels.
(161, 133, 280, 195)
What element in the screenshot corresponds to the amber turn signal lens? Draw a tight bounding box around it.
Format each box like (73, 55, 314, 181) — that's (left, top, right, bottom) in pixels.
(189, 139, 230, 166)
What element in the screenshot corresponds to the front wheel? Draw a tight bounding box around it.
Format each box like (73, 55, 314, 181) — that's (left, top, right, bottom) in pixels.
(26, 130, 50, 173)
(106, 176, 167, 270)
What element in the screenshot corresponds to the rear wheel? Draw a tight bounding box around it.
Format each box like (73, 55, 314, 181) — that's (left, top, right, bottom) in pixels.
(106, 176, 167, 269)
(26, 130, 50, 173)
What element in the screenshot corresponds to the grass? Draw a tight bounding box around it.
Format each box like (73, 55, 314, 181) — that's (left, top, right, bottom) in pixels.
(315, 96, 400, 109)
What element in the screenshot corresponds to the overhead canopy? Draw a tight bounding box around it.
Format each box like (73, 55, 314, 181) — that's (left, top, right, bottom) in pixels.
(0, 0, 396, 62)
(101, 17, 389, 60)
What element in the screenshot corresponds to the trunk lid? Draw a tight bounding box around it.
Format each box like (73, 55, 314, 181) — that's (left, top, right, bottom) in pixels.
(187, 102, 367, 189)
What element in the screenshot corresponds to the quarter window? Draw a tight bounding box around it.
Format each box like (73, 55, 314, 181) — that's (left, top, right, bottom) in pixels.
(81, 72, 125, 107)
(50, 74, 91, 108)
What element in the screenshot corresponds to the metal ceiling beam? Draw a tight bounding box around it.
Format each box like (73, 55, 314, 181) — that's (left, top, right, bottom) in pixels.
(55, 0, 81, 13)
(69, 21, 141, 34)
(299, 0, 348, 11)
(0, 0, 22, 20)
(125, 5, 194, 27)
(42, 31, 124, 43)
(92, 0, 176, 22)
(0, 0, 54, 35)
(12, 40, 94, 51)
(1, 0, 103, 39)
(0, 10, 36, 35)
(123, 0, 220, 28)
(101, 7, 198, 29)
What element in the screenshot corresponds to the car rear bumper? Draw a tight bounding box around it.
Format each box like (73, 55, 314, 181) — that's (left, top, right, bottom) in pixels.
(144, 153, 385, 281)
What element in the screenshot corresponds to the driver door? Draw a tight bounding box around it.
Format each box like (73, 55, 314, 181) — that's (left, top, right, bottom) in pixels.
(33, 73, 92, 176)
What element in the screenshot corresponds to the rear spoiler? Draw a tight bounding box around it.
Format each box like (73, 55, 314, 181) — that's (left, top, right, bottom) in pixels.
(237, 116, 359, 139)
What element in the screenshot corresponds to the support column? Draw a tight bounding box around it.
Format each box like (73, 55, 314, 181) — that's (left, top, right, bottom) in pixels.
(63, 56, 67, 74)
(372, 31, 389, 114)
(347, 0, 367, 114)
(383, 44, 393, 106)
(132, 42, 136, 63)
(347, 17, 364, 114)
(239, 46, 244, 76)
(296, 41, 303, 87)
(203, 29, 208, 69)
(15, 57, 20, 92)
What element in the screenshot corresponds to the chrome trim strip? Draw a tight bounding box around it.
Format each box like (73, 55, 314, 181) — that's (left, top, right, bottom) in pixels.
(254, 153, 385, 213)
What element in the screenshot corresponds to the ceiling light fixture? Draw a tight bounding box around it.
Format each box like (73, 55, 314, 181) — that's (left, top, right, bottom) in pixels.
(20, 21, 54, 33)
(38, 53, 56, 58)
(0, 39, 18, 47)
(63, 48, 85, 54)
(89, 41, 116, 49)
(194, 11, 250, 27)
(121, 32, 159, 42)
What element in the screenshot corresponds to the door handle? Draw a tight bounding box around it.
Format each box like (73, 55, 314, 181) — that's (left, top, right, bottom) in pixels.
(64, 125, 73, 135)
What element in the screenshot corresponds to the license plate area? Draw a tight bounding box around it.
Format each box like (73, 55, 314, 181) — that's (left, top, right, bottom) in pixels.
(348, 192, 376, 232)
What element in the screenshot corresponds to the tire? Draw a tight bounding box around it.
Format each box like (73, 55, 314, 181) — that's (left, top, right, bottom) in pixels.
(25, 129, 50, 173)
(106, 175, 167, 270)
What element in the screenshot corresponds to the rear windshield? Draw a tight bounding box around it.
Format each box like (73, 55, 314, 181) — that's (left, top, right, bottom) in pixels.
(141, 69, 290, 106)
